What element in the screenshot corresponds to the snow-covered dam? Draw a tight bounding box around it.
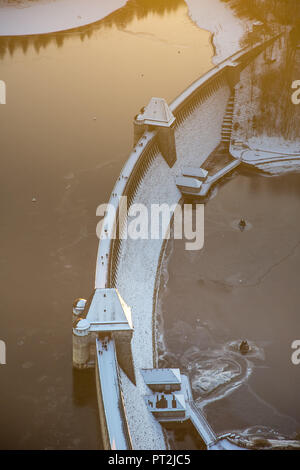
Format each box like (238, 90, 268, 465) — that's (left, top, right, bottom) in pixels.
(72, 34, 281, 450)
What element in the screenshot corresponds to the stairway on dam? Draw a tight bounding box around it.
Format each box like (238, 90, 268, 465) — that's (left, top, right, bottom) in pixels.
(221, 91, 235, 143)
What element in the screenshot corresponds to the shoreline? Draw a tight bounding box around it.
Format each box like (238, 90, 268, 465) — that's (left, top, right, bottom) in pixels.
(0, 0, 251, 56)
(0, 0, 128, 36)
(184, 0, 253, 63)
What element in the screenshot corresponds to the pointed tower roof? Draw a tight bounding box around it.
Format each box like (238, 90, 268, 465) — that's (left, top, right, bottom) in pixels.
(137, 97, 175, 128)
(85, 288, 136, 384)
(141, 368, 182, 386)
(86, 288, 133, 332)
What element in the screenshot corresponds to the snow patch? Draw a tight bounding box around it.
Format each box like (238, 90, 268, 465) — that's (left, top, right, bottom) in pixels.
(0, 0, 128, 36)
(184, 0, 253, 63)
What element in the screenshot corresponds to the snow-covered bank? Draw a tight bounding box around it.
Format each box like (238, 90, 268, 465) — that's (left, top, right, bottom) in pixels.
(230, 32, 300, 174)
(184, 0, 252, 63)
(0, 0, 128, 36)
(0, 0, 251, 57)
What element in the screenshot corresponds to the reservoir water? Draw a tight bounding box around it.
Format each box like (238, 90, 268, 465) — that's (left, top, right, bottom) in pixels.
(158, 168, 300, 447)
(1, 0, 299, 450)
(0, 0, 214, 449)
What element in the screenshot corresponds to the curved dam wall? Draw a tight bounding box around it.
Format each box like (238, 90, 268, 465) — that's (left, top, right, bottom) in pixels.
(93, 35, 281, 450)
(110, 83, 230, 450)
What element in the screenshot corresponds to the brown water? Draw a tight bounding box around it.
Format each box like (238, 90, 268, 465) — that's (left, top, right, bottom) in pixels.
(159, 168, 300, 445)
(0, 0, 214, 449)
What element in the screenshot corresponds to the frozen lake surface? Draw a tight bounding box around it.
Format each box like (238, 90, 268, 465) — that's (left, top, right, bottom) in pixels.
(0, 0, 214, 449)
(158, 168, 300, 446)
(0, 0, 128, 36)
